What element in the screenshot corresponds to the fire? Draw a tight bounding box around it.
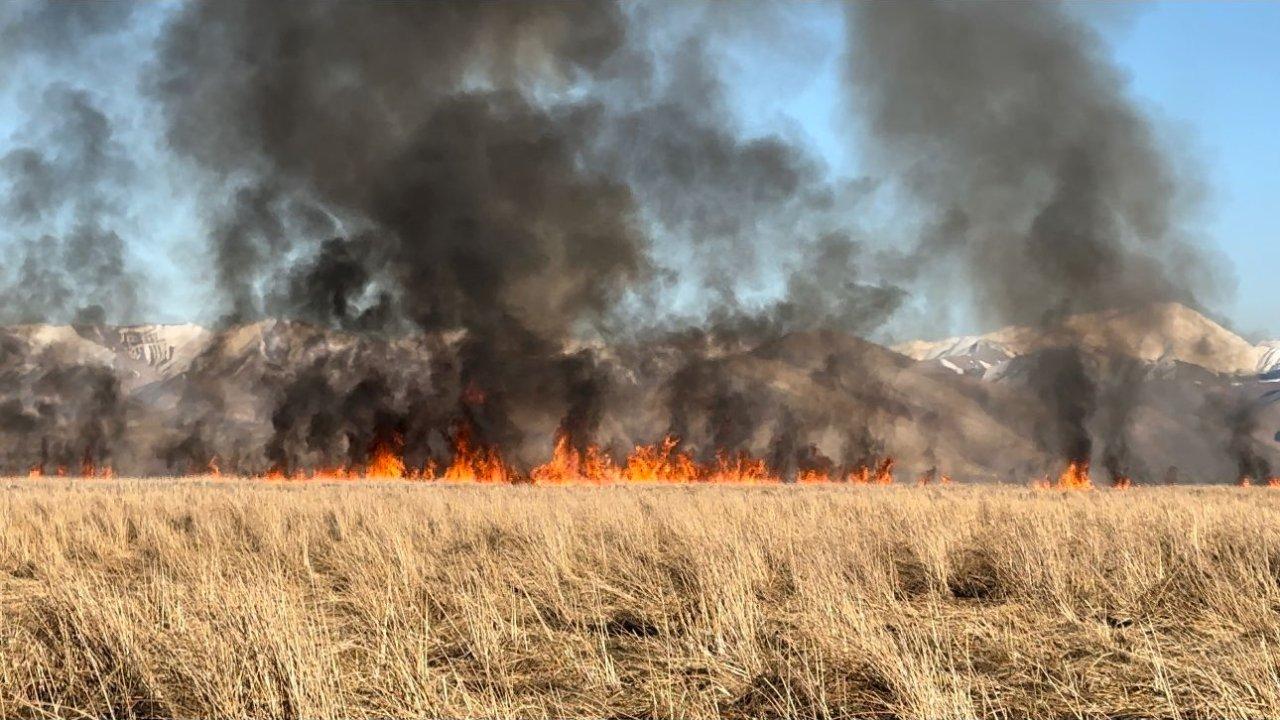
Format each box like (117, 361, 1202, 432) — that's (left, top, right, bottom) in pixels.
(418, 459, 439, 481)
(80, 456, 114, 479)
(532, 433, 810, 484)
(24, 426, 932, 486)
(917, 468, 945, 486)
(26, 458, 112, 478)
(875, 457, 895, 485)
(1267, 477, 1280, 487)
(796, 468, 832, 485)
(846, 458, 895, 485)
(366, 437, 406, 479)
(441, 424, 515, 483)
(1111, 475, 1132, 489)
(309, 466, 353, 481)
(704, 450, 777, 484)
(1057, 461, 1093, 490)
(1032, 461, 1093, 490)
(531, 431, 620, 484)
(621, 436, 699, 483)
(1238, 476, 1254, 487)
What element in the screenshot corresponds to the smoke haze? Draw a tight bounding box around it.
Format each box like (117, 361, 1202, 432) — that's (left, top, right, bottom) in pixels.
(0, 1, 1270, 481)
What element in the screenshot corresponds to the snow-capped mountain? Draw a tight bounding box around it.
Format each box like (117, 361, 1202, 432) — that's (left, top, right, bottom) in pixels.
(2, 302, 1277, 480)
(893, 336, 1015, 378)
(895, 303, 1272, 379)
(1256, 341, 1280, 380)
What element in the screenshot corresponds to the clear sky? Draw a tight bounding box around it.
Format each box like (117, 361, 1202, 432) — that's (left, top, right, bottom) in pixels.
(2, 2, 1277, 338)
(1106, 2, 1280, 340)
(719, 1, 1280, 340)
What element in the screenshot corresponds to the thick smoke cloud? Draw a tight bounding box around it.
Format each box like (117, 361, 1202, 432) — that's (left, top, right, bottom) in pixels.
(0, 2, 135, 70)
(0, 86, 140, 325)
(0, 334, 128, 474)
(845, 2, 1219, 475)
(0, 1, 1260, 480)
(846, 2, 1214, 325)
(0, 5, 146, 472)
(0, 2, 143, 326)
(141, 0, 899, 471)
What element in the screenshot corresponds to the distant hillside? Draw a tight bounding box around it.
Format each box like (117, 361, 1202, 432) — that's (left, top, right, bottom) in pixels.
(2, 304, 1277, 482)
(896, 303, 1269, 376)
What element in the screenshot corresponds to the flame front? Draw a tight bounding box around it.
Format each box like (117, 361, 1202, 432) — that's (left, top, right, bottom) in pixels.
(366, 437, 406, 479)
(531, 431, 621, 484)
(441, 424, 515, 483)
(22, 427, 933, 485)
(1033, 460, 1093, 490)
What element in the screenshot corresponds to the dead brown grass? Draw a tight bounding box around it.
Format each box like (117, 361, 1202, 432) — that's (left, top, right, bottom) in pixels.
(2, 480, 1280, 718)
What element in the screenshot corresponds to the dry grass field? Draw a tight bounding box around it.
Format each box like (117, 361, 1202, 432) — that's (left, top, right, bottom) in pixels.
(2, 480, 1280, 719)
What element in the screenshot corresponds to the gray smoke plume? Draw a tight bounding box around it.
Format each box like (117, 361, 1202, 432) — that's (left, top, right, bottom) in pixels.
(0, 4, 146, 472)
(1207, 391, 1274, 483)
(9, 1, 1246, 480)
(0, 333, 129, 474)
(0, 1, 142, 325)
(139, 1, 902, 473)
(0, 86, 140, 325)
(845, 2, 1218, 474)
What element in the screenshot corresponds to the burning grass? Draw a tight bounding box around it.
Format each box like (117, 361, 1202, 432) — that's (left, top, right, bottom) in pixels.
(3, 480, 1280, 718)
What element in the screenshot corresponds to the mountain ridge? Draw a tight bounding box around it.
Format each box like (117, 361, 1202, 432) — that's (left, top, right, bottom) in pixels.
(895, 302, 1273, 377)
(3, 302, 1276, 480)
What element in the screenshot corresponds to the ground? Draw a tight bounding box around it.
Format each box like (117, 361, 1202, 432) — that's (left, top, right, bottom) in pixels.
(2, 479, 1279, 719)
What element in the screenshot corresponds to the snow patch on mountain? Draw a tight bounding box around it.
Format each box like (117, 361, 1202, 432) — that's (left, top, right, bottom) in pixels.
(1257, 341, 1280, 379)
(896, 303, 1269, 377)
(112, 324, 212, 375)
(895, 336, 1014, 377)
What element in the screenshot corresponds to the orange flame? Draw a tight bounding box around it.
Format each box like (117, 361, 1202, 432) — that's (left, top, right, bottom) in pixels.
(1057, 461, 1093, 490)
(874, 457, 895, 485)
(78, 456, 114, 479)
(1111, 475, 1133, 489)
(442, 424, 515, 483)
(1032, 461, 1094, 490)
(847, 466, 871, 485)
(34, 429, 934, 487)
(705, 450, 778, 484)
(531, 431, 621, 484)
(621, 436, 699, 483)
(795, 468, 831, 484)
(366, 436, 406, 479)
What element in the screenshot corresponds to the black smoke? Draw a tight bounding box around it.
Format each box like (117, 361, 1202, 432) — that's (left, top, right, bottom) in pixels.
(0, 2, 1260, 481)
(845, 2, 1220, 475)
(140, 1, 901, 473)
(0, 86, 140, 325)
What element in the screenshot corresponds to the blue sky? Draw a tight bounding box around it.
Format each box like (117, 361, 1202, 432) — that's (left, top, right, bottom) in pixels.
(1106, 2, 1280, 340)
(2, 2, 1277, 338)
(720, 2, 1280, 339)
